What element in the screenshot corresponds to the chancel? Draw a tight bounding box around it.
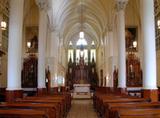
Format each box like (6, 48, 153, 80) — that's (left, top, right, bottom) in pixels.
(0, 0, 160, 118)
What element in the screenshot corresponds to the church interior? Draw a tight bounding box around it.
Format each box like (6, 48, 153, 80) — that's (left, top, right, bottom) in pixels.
(0, 0, 160, 117)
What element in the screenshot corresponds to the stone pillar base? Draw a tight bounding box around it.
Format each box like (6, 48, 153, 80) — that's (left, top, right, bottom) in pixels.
(37, 88, 47, 96)
(6, 90, 23, 103)
(143, 89, 158, 102)
(117, 88, 127, 95)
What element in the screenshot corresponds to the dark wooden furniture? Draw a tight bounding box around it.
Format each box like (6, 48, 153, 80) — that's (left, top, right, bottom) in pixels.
(0, 50, 5, 75)
(0, 50, 5, 57)
(66, 57, 98, 90)
(126, 54, 142, 87)
(113, 54, 142, 87)
(93, 89, 160, 118)
(22, 55, 38, 88)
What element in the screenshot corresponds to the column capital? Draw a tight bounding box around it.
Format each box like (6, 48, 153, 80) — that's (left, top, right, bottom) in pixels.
(115, 0, 128, 11)
(107, 24, 113, 31)
(49, 25, 57, 32)
(50, 27, 60, 40)
(35, 0, 50, 11)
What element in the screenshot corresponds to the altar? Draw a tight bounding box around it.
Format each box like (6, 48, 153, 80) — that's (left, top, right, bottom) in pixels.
(73, 84, 90, 93)
(73, 84, 91, 99)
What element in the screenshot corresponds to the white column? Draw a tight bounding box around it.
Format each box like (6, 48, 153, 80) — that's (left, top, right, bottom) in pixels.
(0, 16, 2, 46)
(7, 0, 24, 90)
(108, 30, 114, 87)
(49, 31, 59, 87)
(37, 9, 48, 88)
(141, 0, 157, 89)
(108, 31, 114, 57)
(104, 34, 109, 84)
(116, 0, 128, 88)
(50, 31, 59, 57)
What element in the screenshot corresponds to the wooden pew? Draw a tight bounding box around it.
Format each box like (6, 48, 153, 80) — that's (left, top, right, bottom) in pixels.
(99, 97, 148, 117)
(94, 93, 129, 111)
(23, 96, 66, 112)
(0, 91, 71, 118)
(105, 102, 160, 118)
(114, 109, 160, 118)
(121, 115, 160, 118)
(0, 109, 47, 118)
(93, 91, 150, 118)
(0, 102, 58, 118)
(16, 98, 65, 118)
(93, 89, 160, 118)
(24, 94, 71, 113)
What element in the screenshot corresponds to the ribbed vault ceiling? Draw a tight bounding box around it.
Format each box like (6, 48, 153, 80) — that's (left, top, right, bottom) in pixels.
(50, 0, 115, 48)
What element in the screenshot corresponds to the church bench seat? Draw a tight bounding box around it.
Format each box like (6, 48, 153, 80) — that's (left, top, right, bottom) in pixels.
(95, 94, 148, 117)
(114, 109, 160, 118)
(23, 96, 66, 111)
(50, 94, 72, 110)
(99, 98, 148, 117)
(25, 94, 71, 113)
(0, 103, 58, 118)
(16, 98, 65, 118)
(94, 93, 129, 110)
(93, 92, 150, 117)
(0, 109, 47, 118)
(120, 115, 160, 118)
(105, 102, 160, 118)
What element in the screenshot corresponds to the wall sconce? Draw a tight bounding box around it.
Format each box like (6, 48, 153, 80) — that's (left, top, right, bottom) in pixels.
(1, 21, 7, 30)
(157, 20, 160, 29)
(27, 41, 31, 48)
(133, 41, 137, 48)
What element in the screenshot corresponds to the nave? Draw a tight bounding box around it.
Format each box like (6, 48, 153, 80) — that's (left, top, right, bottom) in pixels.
(1, 0, 160, 117)
(67, 100, 98, 118)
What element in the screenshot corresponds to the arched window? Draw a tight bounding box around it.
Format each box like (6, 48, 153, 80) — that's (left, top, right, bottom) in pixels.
(76, 38, 87, 46)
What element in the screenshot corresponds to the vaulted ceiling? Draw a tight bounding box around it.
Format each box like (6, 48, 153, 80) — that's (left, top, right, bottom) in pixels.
(31, 0, 140, 49)
(48, 0, 116, 48)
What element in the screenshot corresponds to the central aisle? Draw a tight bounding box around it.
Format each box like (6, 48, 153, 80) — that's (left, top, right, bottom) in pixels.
(67, 100, 98, 118)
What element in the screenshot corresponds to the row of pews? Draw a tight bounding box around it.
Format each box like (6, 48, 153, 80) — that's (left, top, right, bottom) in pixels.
(94, 88, 160, 118)
(0, 92, 71, 118)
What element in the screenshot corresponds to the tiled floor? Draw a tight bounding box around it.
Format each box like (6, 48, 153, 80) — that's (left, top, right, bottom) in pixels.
(67, 99, 98, 118)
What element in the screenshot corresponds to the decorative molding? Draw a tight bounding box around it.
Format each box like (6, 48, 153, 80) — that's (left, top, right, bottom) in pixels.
(48, 24, 57, 32)
(115, 0, 128, 11)
(35, 0, 50, 11)
(107, 24, 113, 31)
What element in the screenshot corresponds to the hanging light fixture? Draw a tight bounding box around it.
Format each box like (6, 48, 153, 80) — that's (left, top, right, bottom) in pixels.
(0, 21, 7, 30)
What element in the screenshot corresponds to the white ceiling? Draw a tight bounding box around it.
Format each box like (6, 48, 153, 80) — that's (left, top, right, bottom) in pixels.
(34, 0, 140, 49)
(48, 0, 116, 48)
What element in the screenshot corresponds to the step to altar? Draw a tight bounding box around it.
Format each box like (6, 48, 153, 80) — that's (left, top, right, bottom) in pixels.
(72, 92, 93, 99)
